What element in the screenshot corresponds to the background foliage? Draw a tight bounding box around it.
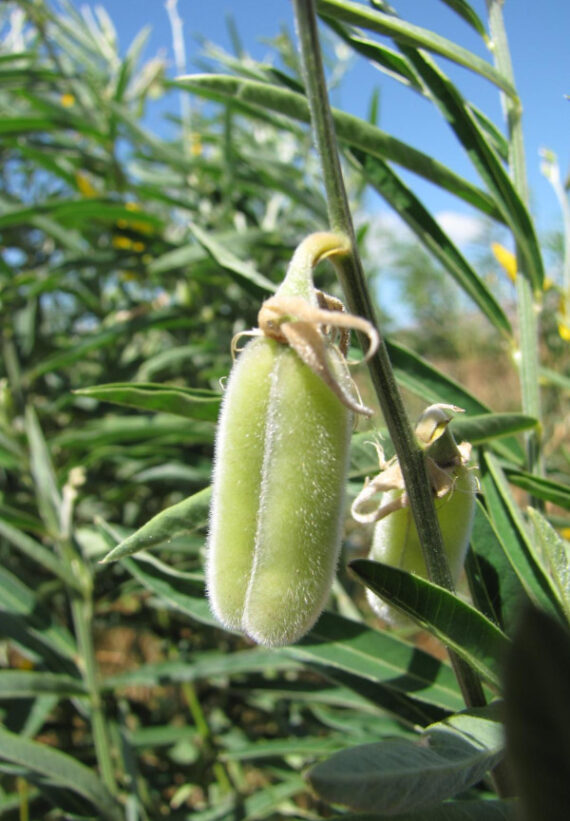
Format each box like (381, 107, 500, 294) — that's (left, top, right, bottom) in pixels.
(0, 1, 569, 819)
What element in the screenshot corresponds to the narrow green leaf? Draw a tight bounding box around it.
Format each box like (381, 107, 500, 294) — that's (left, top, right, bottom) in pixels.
(0, 116, 58, 136)
(438, 0, 488, 39)
(504, 469, 570, 511)
(0, 726, 122, 821)
(467, 501, 528, 634)
(325, 17, 423, 90)
(74, 383, 221, 422)
(174, 74, 503, 220)
(307, 705, 504, 813)
(350, 559, 510, 688)
(0, 518, 80, 590)
(103, 648, 298, 690)
(317, 0, 514, 95)
(450, 413, 537, 446)
(25, 406, 62, 535)
(188, 220, 275, 295)
(527, 508, 570, 623)
(120, 556, 463, 712)
(101, 487, 211, 563)
(190, 771, 305, 821)
(401, 48, 544, 292)
(122, 555, 215, 627)
(351, 149, 511, 336)
(290, 612, 464, 712)
(0, 566, 77, 665)
(386, 339, 489, 414)
(480, 454, 563, 621)
(540, 365, 570, 391)
(326, 799, 517, 819)
(0, 671, 86, 699)
(504, 606, 570, 821)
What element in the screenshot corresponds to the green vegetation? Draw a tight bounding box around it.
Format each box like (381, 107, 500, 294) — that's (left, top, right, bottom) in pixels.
(1, 1, 569, 819)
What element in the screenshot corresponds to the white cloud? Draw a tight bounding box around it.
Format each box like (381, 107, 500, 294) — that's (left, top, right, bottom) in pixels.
(435, 211, 483, 247)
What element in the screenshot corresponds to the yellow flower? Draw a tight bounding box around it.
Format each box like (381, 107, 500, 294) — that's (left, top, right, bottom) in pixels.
(60, 93, 75, 108)
(558, 294, 570, 341)
(112, 235, 135, 251)
(75, 172, 99, 198)
(491, 242, 517, 283)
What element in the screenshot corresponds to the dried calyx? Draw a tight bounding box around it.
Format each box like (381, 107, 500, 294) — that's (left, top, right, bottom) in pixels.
(233, 232, 379, 417)
(351, 404, 472, 524)
(351, 403, 477, 627)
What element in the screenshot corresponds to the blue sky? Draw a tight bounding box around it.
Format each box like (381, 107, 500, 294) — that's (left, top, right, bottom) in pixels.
(69, 0, 569, 250)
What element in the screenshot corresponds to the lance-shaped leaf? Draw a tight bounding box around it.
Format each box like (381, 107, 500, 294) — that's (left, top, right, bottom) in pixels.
(307, 704, 504, 813)
(0, 727, 122, 821)
(350, 559, 510, 688)
(480, 453, 563, 621)
(74, 383, 221, 422)
(100, 486, 211, 563)
(350, 149, 511, 337)
(172, 75, 503, 220)
(316, 0, 512, 94)
(400, 47, 544, 292)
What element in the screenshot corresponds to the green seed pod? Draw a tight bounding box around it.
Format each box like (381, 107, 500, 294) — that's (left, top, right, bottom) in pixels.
(366, 464, 477, 626)
(351, 404, 477, 627)
(207, 232, 378, 646)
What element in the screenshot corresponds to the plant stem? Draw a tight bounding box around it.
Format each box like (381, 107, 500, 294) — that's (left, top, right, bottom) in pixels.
(60, 533, 117, 795)
(486, 0, 542, 478)
(70, 587, 118, 795)
(293, 0, 486, 712)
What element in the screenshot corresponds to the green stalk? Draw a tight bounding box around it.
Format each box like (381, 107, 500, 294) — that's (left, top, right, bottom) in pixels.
(58, 535, 118, 796)
(182, 682, 235, 794)
(70, 587, 118, 795)
(292, 0, 486, 711)
(486, 0, 542, 477)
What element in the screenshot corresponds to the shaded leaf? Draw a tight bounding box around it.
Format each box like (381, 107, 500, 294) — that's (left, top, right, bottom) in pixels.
(467, 501, 528, 635)
(120, 554, 463, 713)
(307, 705, 503, 814)
(480, 453, 563, 621)
(290, 612, 464, 713)
(504, 605, 570, 821)
(350, 559, 510, 688)
(327, 799, 516, 819)
(450, 413, 537, 446)
(0, 518, 80, 591)
(0, 671, 86, 699)
(74, 383, 221, 422)
(0, 726, 122, 821)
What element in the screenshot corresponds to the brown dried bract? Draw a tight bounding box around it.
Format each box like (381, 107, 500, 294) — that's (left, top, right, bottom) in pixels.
(257, 295, 379, 416)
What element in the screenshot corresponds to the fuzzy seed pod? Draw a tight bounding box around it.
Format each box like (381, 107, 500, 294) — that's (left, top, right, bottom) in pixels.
(351, 404, 477, 627)
(207, 233, 378, 646)
(366, 464, 477, 626)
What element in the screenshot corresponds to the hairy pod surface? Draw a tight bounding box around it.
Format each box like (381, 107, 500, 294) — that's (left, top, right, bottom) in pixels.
(366, 466, 477, 626)
(207, 336, 353, 646)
